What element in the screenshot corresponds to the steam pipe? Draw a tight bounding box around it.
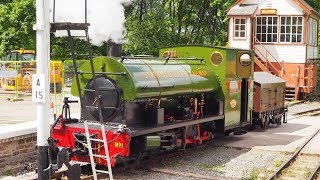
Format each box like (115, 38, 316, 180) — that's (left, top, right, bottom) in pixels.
(85, 0, 88, 24)
(53, 0, 56, 23)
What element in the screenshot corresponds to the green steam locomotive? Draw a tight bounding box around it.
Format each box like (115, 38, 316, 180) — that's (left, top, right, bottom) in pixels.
(52, 45, 285, 171)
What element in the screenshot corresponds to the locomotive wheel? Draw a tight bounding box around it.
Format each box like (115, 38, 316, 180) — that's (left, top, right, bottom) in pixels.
(277, 117, 282, 126)
(261, 118, 269, 129)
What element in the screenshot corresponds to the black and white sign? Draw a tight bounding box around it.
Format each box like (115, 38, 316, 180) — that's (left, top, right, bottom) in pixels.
(32, 74, 45, 103)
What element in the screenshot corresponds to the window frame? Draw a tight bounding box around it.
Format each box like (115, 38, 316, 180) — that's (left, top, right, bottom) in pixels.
(279, 16, 304, 44)
(255, 15, 305, 44)
(234, 18, 247, 39)
(255, 16, 279, 43)
(308, 18, 318, 46)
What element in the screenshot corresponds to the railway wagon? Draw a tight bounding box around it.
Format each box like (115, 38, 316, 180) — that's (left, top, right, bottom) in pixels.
(49, 45, 285, 177)
(252, 72, 287, 128)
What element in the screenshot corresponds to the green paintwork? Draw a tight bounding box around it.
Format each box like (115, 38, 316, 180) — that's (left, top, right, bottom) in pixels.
(145, 136, 161, 150)
(71, 45, 254, 130)
(159, 45, 254, 129)
(71, 56, 220, 101)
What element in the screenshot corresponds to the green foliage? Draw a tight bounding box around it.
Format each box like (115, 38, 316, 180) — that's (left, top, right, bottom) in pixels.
(63, 59, 87, 72)
(274, 160, 283, 168)
(305, 0, 320, 12)
(1, 0, 319, 60)
(123, 0, 236, 56)
(0, 0, 105, 60)
(304, 167, 311, 178)
(3, 169, 12, 176)
(0, 0, 36, 56)
(242, 168, 261, 180)
(51, 37, 106, 61)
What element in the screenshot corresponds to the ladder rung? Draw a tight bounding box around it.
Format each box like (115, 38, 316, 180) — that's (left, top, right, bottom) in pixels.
(89, 138, 105, 143)
(78, 71, 127, 76)
(95, 170, 110, 174)
(93, 154, 108, 159)
(85, 121, 104, 126)
(85, 106, 120, 110)
(71, 35, 87, 38)
(82, 88, 121, 93)
(99, 87, 120, 91)
(50, 22, 90, 31)
(73, 54, 90, 56)
(84, 89, 95, 92)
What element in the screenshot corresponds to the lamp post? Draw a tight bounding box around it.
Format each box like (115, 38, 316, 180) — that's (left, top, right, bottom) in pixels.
(33, 0, 51, 179)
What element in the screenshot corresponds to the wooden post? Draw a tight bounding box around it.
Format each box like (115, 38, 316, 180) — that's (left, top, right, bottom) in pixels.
(310, 64, 314, 92)
(281, 60, 284, 78)
(294, 66, 300, 100)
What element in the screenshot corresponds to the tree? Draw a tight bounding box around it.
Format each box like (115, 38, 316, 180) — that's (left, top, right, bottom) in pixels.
(305, 0, 320, 12)
(123, 0, 236, 56)
(0, 0, 36, 56)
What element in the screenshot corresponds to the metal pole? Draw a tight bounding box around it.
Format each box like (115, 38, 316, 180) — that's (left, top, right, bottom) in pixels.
(34, 0, 51, 179)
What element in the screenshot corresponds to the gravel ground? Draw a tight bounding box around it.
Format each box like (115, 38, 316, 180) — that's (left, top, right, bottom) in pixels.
(112, 145, 291, 180)
(287, 101, 320, 114)
(1, 101, 319, 180)
(0, 144, 291, 180)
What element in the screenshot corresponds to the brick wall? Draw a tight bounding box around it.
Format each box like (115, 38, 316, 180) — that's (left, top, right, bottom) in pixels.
(0, 133, 37, 175)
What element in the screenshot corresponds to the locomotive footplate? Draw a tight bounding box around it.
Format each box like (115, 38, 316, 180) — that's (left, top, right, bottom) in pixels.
(65, 115, 224, 137)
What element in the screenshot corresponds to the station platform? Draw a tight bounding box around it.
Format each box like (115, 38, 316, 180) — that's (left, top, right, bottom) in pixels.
(0, 88, 80, 140)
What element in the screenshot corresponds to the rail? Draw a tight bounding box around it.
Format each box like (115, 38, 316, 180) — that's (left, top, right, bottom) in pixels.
(266, 129, 320, 180)
(253, 36, 284, 78)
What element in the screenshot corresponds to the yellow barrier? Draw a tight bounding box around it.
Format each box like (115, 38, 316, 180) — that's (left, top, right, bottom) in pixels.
(0, 60, 83, 126)
(0, 60, 63, 107)
(0, 60, 31, 101)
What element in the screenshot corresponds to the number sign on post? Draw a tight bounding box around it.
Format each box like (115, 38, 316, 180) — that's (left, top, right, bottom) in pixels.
(32, 74, 46, 103)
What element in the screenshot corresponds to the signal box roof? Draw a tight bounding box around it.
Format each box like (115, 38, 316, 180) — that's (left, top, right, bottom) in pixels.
(254, 72, 286, 85)
(227, 4, 258, 16)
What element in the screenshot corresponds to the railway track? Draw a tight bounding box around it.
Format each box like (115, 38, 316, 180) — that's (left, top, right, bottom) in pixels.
(50, 110, 320, 180)
(287, 107, 320, 121)
(266, 129, 320, 180)
(50, 142, 226, 180)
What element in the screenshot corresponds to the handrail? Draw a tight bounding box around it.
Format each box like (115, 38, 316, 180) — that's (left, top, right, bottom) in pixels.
(253, 36, 284, 78)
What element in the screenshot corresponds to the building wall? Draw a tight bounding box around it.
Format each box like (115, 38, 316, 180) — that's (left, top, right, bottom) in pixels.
(0, 134, 37, 175)
(228, 17, 251, 50)
(243, 0, 303, 15)
(254, 44, 307, 63)
(228, 0, 319, 64)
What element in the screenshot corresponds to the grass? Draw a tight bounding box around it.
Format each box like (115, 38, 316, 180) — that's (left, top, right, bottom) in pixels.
(287, 170, 296, 177)
(212, 165, 223, 172)
(274, 160, 283, 168)
(241, 168, 261, 180)
(304, 167, 312, 178)
(196, 163, 224, 172)
(196, 163, 213, 170)
(3, 169, 12, 176)
(281, 169, 287, 175)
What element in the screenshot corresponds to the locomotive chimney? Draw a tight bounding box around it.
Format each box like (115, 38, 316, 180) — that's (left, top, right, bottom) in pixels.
(107, 40, 122, 57)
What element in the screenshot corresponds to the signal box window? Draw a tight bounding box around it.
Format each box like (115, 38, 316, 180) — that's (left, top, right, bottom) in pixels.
(308, 18, 318, 46)
(280, 17, 303, 43)
(256, 17, 278, 43)
(234, 18, 246, 39)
